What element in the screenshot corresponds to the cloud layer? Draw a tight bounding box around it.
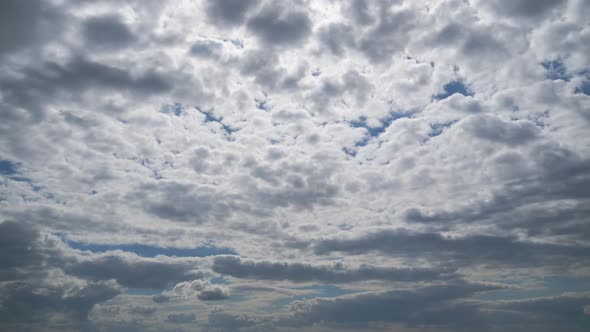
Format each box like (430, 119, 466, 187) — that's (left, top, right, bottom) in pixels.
(1, 0, 589, 331)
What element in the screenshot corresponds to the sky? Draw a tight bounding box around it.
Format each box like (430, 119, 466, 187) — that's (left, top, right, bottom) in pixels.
(0, 0, 589, 331)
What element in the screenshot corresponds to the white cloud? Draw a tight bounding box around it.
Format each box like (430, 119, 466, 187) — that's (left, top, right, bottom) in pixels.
(1, 0, 589, 331)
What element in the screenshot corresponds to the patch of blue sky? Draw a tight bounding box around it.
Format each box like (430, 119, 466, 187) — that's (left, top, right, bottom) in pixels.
(575, 80, 590, 95)
(432, 80, 473, 100)
(342, 147, 357, 157)
(254, 97, 270, 111)
(429, 120, 458, 138)
(195, 106, 238, 135)
(0, 160, 17, 175)
(541, 59, 571, 81)
(65, 240, 237, 258)
(350, 112, 414, 147)
(0, 159, 31, 183)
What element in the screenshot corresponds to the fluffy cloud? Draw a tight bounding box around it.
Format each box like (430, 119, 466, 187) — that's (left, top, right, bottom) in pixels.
(1, 0, 589, 331)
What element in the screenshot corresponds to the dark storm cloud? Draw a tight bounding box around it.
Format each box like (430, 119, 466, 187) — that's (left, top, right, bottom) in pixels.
(246, 3, 312, 47)
(212, 256, 456, 283)
(64, 254, 205, 289)
(313, 229, 590, 268)
(82, 15, 136, 49)
(204, 0, 260, 27)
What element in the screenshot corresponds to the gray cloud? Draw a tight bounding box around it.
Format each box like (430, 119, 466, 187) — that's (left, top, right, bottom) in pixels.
(1, 1, 589, 331)
(246, 3, 312, 47)
(314, 229, 590, 268)
(207, 310, 270, 330)
(0, 221, 45, 281)
(82, 15, 136, 49)
(204, 0, 259, 27)
(197, 285, 230, 301)
(318, 23, 356, 56)
(64, 254, 205, 289)
(0, 0, 62, 56)
(476, 0, 567, 19)
(0, 280, 121, 325)
(128, 305, 157, 316)
(212, 255, 456, 283)
(462, 115, 540, 145)
(280, 286, 590, 331)
(404, 143, 590, 241)
(166, 312, 196, 323)
(189, 40, 223, 58)
(356, 5, 416, 63)
(130, 181, 232, 223)
(286, 282, 502, 329)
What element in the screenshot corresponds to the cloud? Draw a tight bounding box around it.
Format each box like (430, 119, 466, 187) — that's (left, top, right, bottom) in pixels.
(0, 0, 61, 56)
(204, 0, 260, 27)
(82, 15, 136, 50)
(212, 255, 456, 283)
(165, 312, 196, 323)
(0, 279, 122, 324)
(207, 310, 269, 330)
(462, 115, 540, 145)
(474, 0, 567, 19)
(313, 229, 590, 269)
(0, 0, 589, 331)
(197, 285, 230, 301)
(246, 3, 312, 47)
(64, 253, 206, 289)
(161, 279, 230, 301)
(286, 282, 501, 328)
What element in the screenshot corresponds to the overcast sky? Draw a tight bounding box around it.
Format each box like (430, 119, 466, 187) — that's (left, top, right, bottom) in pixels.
(1, 0, 589, 331)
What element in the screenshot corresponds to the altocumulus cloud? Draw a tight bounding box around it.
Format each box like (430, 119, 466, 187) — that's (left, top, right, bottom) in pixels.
(1, 0, 590, 331)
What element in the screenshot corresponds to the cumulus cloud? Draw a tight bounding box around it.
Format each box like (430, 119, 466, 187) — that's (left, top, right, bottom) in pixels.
(1, 0, 589, 331)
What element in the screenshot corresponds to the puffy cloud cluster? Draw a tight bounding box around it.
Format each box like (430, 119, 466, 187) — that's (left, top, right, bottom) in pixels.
(1, 0, 589, 331)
